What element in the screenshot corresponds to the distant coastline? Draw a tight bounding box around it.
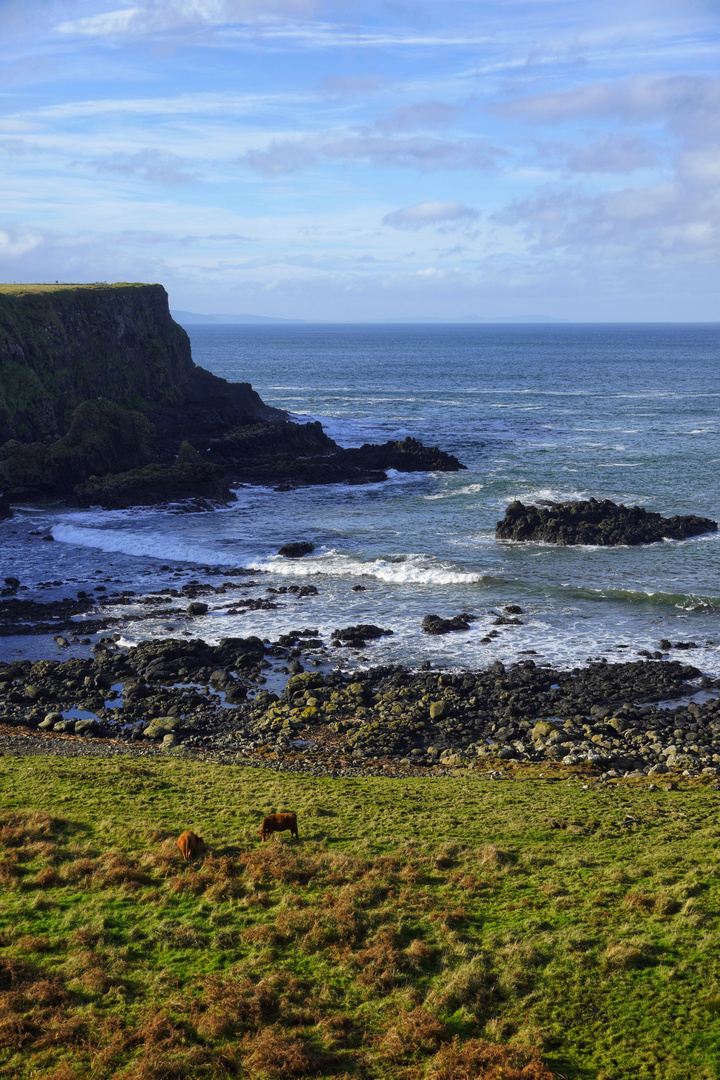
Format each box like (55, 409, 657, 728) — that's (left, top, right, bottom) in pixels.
(171, 309, 571, 326)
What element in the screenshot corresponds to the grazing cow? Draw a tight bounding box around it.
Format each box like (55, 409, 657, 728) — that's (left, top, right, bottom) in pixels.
(259, 812, 298, 842)
(177, 830, 204, 861)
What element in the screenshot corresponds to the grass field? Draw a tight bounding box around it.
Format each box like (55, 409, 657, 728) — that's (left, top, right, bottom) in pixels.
(1, 756, 719, 1080)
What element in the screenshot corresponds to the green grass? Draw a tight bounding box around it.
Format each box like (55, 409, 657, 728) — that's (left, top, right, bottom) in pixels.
(0, 283, 149, 294)
(1, 757, 720, 1080)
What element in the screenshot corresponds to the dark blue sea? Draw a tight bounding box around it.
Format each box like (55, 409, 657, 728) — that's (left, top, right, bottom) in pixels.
(4, 323, 720, 674)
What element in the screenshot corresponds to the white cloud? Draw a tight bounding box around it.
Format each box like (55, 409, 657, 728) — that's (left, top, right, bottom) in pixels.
(383, 200, 479, 230)
(56, 0, 319, 38)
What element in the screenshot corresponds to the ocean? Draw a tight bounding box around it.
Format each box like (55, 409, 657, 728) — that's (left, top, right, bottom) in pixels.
(3, 323, 720, 676)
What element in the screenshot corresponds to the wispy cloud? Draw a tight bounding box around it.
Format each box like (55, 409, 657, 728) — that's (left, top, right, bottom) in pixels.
(56, 0, 320, 38)
(383, 200, 479, 230)
(245, 132, 502, 175)
(491, 75, 720, 140)
(538, 134, 663, 174)
(374, 101, 462, 134)
(89, 148, 202, 185)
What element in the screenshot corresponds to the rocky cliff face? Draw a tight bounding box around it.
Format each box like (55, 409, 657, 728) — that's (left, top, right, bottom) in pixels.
(0, 283, 278, 443)
(0, 282, 465, 510)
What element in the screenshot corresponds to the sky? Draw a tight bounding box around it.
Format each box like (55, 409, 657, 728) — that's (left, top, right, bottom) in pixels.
(0, 0, 719, 321)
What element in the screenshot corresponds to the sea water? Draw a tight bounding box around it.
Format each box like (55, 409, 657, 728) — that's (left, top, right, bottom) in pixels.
(3, 323, 720, 675)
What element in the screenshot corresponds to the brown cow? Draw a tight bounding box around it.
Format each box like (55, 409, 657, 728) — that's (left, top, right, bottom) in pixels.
(259, 812, 298, 842)
(177, 830, 204, 861)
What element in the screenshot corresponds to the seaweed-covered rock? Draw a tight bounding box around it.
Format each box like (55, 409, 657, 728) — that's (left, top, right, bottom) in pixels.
(496, 498, 717, 547)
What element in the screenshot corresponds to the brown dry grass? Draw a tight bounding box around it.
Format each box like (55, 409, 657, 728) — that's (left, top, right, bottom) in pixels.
(429, 1037, 557, 1080)
(241, 1026, 336, 1077)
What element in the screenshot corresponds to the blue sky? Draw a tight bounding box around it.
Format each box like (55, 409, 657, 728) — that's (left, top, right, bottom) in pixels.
(1, 0, 719, 320)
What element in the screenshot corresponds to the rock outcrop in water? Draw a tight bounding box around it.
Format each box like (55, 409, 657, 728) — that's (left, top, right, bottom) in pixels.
(496, 498, 717, 546)
(0, 283, 465, 507)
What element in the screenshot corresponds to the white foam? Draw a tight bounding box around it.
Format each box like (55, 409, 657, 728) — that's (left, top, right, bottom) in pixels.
(51, 524, 237, 566)
(424, 483, 485, 500)
(248, 550, 488, 586)
(509, 487, 587, 505)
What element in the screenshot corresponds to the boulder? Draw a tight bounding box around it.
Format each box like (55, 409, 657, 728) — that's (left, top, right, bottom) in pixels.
(278, 541, 315, 558)
(496, 498, 717, 546)
(331, 624, 394, 647)
(144, 716, 183, 739)
(74, 717, 98, 735)
(187, 602, 209, 616)
(422, 613, 477, 635)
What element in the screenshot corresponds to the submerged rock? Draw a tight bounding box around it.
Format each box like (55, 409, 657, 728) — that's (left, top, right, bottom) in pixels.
(496, 498, 717, 546)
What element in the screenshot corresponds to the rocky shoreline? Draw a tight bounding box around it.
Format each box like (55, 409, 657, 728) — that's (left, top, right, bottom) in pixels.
(2, 577, 719, 782)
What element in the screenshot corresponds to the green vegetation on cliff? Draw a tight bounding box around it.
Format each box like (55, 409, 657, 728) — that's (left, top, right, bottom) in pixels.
(0, 283, 191, 442)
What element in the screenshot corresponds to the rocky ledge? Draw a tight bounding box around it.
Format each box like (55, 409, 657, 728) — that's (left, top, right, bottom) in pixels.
(496, 498, 717, 546)
(1, 632, 718, 781)
(205, 426, 464, 490)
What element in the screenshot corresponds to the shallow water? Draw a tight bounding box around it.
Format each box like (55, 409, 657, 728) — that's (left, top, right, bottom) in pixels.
(3, 323, 720, 674)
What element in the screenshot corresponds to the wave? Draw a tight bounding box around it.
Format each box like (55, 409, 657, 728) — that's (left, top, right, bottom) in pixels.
(506, 487, 588, 506)
(560, 583, 720, 612)
(51, 524, 240, 566)
(424, 482, 485, 501)
(247, 550, 493, 587)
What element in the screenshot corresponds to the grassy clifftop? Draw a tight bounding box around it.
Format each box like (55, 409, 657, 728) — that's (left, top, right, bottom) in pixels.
(0, 282, 148, 295)
(0, 282, 194, 442)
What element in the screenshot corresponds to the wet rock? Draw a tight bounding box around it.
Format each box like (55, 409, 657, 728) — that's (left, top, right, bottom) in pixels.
(496, 498, 717, 546)
(278, 542, 315, 558)
(331, 624, 394, 647)
(422, 613, 477, 635)
(187, 601, 209, 616)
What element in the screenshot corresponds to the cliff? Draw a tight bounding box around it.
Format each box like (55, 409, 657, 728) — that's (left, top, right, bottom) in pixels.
(0, 283, 279, 443)
(0, 282, 465, 510)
